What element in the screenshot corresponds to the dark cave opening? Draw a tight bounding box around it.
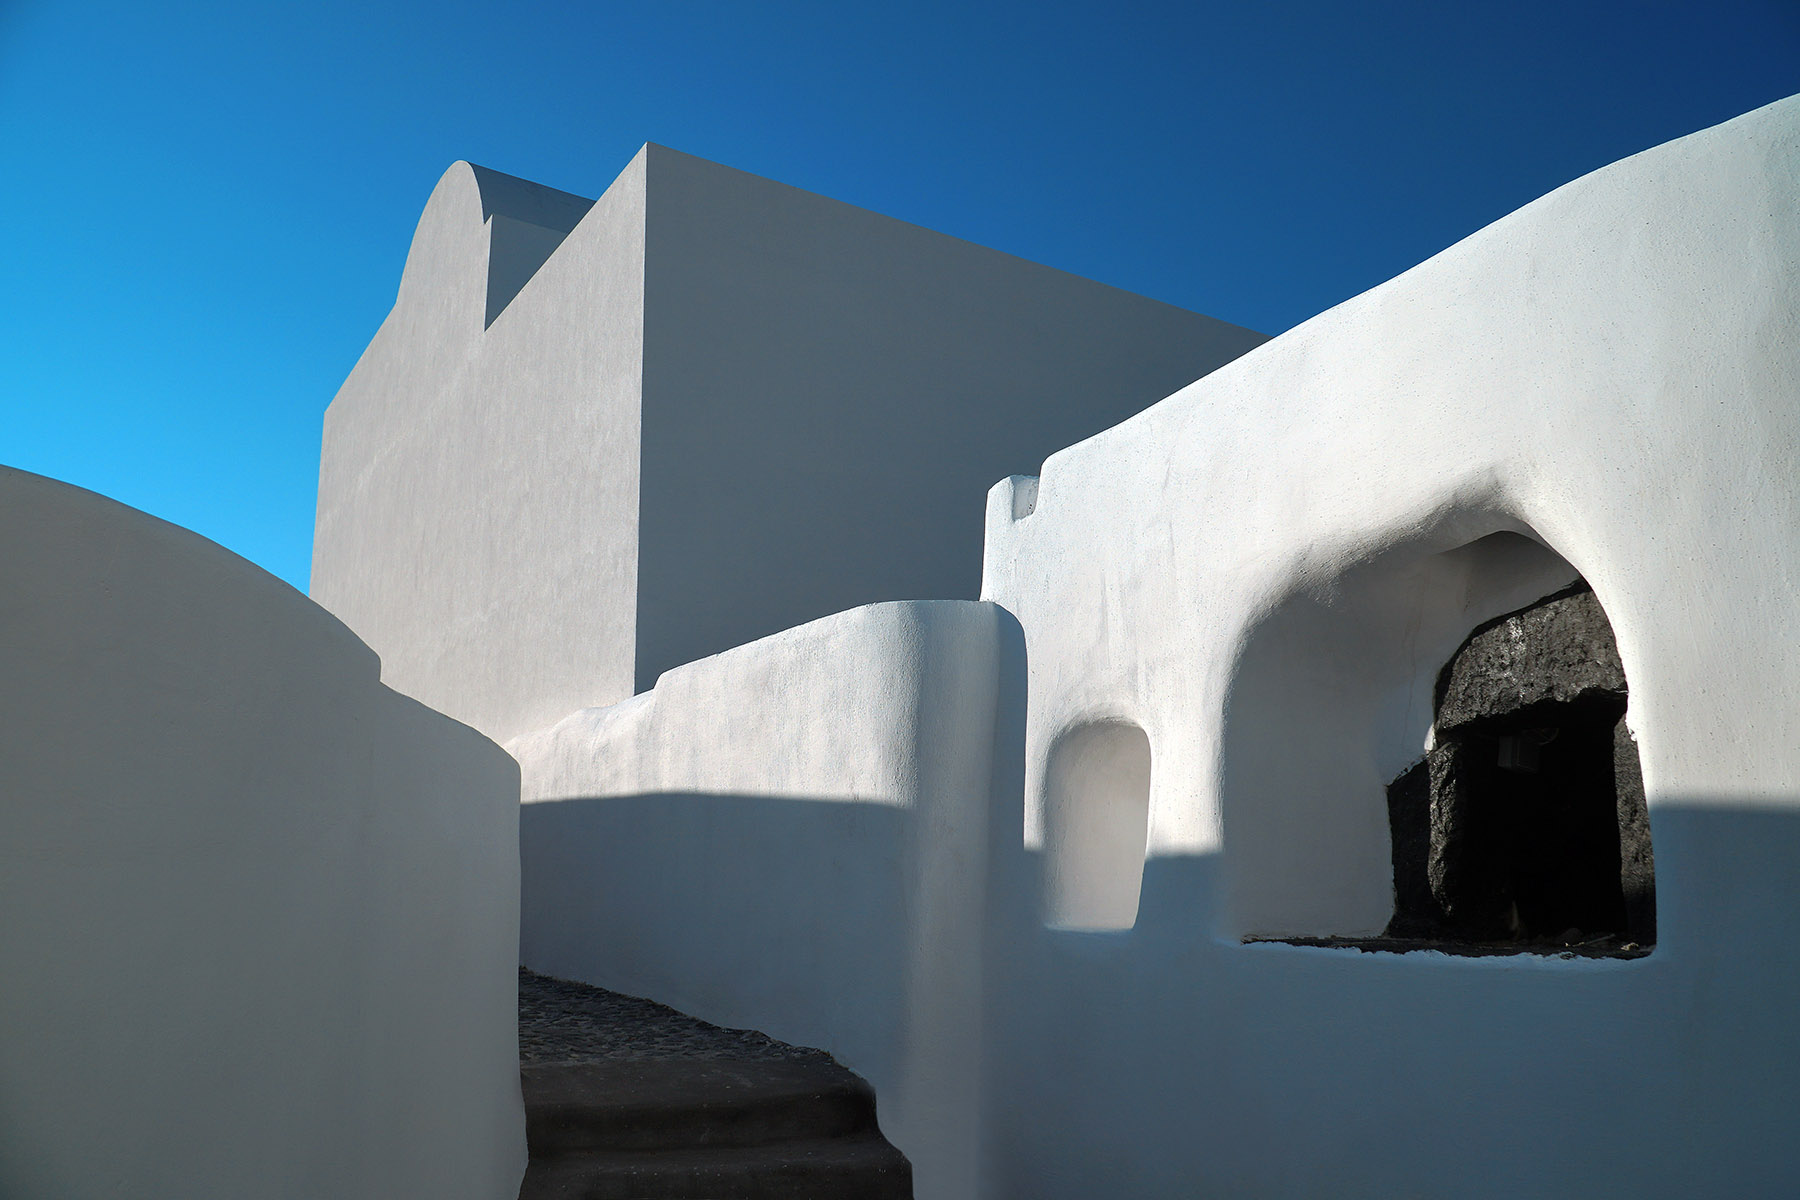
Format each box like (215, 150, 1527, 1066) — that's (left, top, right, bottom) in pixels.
(1381, 580, 1655, 956)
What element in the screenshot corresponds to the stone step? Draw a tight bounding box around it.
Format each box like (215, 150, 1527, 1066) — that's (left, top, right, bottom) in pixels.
(518, 1133, 912, 1199)
(518, 1058, 912, 1199)
(522, 1059, 884, 1154)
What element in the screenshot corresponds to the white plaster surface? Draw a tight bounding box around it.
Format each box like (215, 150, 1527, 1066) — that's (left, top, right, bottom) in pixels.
(974, 93, 1800, 1197)
(313, 157, 645, 747)
(513, 96, 1800, 1199)
(0, 466, 525, 1199)
(1041, 720, 1152, 930)
(512, 600, 1023, 1200)
(312, 147, 1265, 745)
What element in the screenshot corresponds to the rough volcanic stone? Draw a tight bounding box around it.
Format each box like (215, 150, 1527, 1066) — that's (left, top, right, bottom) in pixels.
(1434, 583, 1627, 735)
(1385, 577, 1655, 949)
(1426, 739, 1515, 939)
(1383, 758, 1443, 937)
(1614, 721, 1656, 944)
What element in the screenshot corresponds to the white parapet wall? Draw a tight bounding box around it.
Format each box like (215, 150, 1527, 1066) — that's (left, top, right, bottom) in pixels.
(975, 94, 1800, 1197)
(0, 467, 526, 1200)
(511, 599, 1025, 1200)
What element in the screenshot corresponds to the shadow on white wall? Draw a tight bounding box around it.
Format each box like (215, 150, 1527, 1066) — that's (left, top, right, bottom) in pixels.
(1218, 527, 1580, 939)
(1043, 720, 1153, 930)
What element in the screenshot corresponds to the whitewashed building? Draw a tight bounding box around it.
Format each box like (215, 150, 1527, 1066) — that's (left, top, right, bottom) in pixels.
(4, 92, 1795, 1200)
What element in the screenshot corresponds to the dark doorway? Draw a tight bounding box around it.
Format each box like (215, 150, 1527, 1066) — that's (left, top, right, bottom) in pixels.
(1383, 581, 1655, 954)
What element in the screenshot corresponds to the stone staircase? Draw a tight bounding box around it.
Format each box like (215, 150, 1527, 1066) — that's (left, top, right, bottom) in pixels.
(518, 1058, 911, 1198)
(517, 969, 911, 1199)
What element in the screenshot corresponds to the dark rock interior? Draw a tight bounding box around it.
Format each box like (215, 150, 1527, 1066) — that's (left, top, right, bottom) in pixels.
(1382, 580, 1655, 955)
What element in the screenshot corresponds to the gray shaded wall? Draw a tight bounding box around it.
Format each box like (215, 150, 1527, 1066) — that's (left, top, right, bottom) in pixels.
(313, 158, 646, 745)
(0, 466, 525, 1199)
(634, 146, 1267, 690)
(313, 148, 1264, 742)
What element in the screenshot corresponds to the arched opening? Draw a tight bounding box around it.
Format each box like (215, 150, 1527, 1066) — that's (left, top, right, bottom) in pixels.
(1385, 581, 1654, 951)
(1219, 530, 1588, 938)
(1217, 525, 1653, 956)
(1043, 721, 1152, 931)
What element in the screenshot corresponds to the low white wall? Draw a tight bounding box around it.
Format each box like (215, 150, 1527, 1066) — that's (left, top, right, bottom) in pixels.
(512, 600, 1025, 1200)
(976, 94, 1800, 1197)
(0, 467, 525, 1200)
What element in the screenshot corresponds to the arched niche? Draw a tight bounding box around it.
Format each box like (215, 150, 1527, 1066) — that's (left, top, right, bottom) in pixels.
(1217, 529, 1592, 941)
(1042, 720, 1153, 931)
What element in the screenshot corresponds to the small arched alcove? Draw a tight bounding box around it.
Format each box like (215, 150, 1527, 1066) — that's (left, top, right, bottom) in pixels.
(1042, 721, 1152, 931)
(1218, 528, 1650, 951)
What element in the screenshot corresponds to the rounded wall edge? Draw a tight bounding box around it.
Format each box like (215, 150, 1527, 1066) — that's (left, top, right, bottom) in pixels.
(0, 464, 524, 1199)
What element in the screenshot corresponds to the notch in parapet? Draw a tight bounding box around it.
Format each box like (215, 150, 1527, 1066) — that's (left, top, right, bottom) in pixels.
(391, 163, 598, 337)
(981, 474, 1040, 602)
(1007, 475, 1039, 519)
(467, 165, 596, 327)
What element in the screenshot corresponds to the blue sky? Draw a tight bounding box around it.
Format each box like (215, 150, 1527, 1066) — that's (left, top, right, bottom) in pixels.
(3, 0, 1797, 591)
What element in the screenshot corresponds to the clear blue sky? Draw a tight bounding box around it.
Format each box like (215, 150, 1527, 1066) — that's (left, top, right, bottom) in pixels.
(3, 1, 1796, 591)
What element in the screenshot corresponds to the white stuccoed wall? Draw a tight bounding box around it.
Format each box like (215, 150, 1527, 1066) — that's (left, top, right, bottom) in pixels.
(312, 147, 1266, 746)
(511, 600, 1025, 1200)
(629, 149, 1265, 699)
(0, 467, 525, 1200)
(312, 160, 643, 747)
(976, 93, 1800, 1197)
(512, 95, 1800, 1200)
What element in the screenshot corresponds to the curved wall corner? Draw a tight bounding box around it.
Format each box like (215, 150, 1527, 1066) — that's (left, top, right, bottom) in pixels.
(513, 598, 1025, 1200)
(0, 467, 525, 1200)
(1042, 721, 1152, 930)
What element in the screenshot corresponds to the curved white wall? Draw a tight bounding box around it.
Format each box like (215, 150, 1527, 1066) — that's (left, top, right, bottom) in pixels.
(977, 94, 1800, 1197)
(512, 600, 1024, 1200)
(0, 467, 525, 1200)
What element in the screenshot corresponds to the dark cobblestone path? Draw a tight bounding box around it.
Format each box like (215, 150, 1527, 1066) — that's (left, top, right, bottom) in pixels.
(518, 967, 833, 1065)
